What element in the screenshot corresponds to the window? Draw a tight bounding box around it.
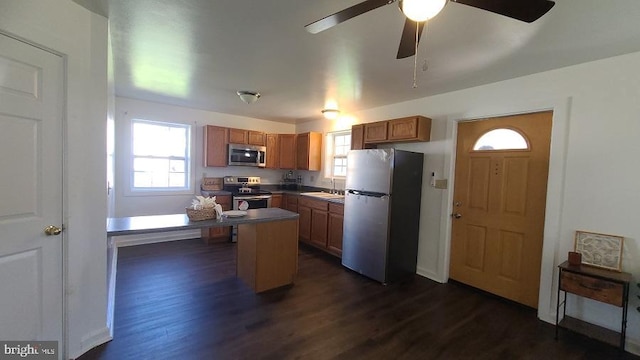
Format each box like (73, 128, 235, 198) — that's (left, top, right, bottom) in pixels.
(473, 128, 529, 151)
(325, 130, 351, 178)
(131, 119, 192, 192)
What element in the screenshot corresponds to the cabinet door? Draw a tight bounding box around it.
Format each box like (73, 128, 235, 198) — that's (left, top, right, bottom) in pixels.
(364, 121, 388, 143)
(388, 117, 418, 140)
(296, 132, 322, 171)
(388, 116, 431, 141)
(351, 124, 364, 150)
(248, 131, 265, 146)
(296, 133, 310, 170)
(265, 133, 279, 169)
(203, 125, 228, 167)
(310, 209, 329, 248)
(284, 194, 298, 213)
(202, 195, 232, 240)
(298, 205, 311, 242)
(327, 203, 344, 256)
(228, 128, 247, 144)
(279, 134, 296, 169)
(270, 194, 283, 208)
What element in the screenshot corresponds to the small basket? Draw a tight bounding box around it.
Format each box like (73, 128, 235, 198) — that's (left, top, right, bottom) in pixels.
(186, 207, 216, 221)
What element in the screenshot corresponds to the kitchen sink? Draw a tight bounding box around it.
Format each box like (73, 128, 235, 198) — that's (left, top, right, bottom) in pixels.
(300, 192, 345, 200)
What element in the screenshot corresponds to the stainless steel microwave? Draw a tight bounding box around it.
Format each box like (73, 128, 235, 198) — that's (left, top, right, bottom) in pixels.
(228, 143, 266, 167)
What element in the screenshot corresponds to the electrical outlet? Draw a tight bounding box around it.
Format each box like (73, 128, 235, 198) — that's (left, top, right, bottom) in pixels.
(310, 175, 315, 182)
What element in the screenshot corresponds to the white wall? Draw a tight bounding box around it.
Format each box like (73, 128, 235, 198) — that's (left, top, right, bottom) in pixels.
(301, 51, 640, 353)
(114, 97, 296, 217)
(0, 1, 109, 358)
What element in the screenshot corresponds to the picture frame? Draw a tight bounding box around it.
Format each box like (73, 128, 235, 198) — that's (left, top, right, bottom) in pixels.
(574, 230, 624, 272)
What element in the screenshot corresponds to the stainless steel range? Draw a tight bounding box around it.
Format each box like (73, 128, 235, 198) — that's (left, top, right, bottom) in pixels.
(223, 176, 272, 210)
(223, 176, 272, 241)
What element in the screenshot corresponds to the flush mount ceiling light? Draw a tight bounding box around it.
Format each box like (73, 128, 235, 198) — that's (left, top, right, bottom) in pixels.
(237, 90, 261, 104)
(321, 109, 340, 120)
(400, 0, 448, 22)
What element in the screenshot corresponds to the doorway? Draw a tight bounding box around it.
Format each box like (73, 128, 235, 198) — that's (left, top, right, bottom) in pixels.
(449, 111, 552, 308)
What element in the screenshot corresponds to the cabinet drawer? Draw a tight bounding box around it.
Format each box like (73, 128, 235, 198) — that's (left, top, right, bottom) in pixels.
(560, 271, 624, 307)
(299, 196, 329, 211)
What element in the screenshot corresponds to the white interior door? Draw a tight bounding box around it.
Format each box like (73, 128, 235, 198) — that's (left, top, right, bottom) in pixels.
(0, 33, 64, 344)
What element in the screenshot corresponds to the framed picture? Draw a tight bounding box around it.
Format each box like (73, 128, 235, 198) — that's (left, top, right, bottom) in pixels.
(574, 230, 624, 271)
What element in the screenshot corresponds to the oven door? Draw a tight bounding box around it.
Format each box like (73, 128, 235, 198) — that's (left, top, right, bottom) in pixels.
(233, 195, 272, 210)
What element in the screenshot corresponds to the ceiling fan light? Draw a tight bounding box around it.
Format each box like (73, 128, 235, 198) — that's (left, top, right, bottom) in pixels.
(237, 90, 261, 104)
(402, 0, 447, 22)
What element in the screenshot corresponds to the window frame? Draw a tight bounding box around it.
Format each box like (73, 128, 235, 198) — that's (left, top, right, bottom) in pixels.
(325, 130, 351, 179)
(126, 118, 195, 196)
(472, 127, 530, 152)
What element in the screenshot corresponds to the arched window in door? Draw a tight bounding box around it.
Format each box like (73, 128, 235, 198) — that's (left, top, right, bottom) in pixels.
(473, 128, 529, 151)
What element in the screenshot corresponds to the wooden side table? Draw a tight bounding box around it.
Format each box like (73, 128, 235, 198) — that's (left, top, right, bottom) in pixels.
(555, 261, 631, 350)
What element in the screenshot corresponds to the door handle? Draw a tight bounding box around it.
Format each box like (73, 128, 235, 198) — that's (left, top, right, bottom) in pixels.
(452, 213, 462, 219)
(44, 225, 62, 236)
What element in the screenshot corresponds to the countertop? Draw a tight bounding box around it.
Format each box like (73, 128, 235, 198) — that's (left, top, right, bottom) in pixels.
(107, 207, 299, 236)
(199, 185, 345, 204)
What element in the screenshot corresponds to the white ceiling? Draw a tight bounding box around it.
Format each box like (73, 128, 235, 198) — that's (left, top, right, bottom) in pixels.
(78, 0, 640, 123)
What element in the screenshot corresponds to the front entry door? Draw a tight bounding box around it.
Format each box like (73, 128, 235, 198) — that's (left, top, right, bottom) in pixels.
(450, 111, 552, 308)
(0, 34, 64, 343)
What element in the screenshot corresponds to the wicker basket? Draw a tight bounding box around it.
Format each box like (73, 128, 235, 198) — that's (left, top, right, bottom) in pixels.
(186, 207, 216, 221)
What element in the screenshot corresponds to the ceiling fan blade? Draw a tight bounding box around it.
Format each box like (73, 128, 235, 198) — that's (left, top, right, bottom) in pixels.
(305, 0, 395, 34)
(397, 18, 425, 59)
(452, 0, 555, 23)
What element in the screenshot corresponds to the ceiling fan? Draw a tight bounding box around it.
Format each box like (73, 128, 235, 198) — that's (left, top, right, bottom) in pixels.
(305, 0, 556, 59)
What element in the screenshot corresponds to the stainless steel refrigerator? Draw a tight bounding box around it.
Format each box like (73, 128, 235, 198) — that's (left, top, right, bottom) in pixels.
(342, 149, 424, 284)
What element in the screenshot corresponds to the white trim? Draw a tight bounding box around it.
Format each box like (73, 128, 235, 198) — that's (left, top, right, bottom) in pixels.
(74, 327, 112, 360)
(124, 118, 196, 197)
(106, 237, 118, 338)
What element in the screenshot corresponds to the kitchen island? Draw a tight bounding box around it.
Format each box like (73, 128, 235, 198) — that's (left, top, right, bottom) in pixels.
(106, 208, 299, 335)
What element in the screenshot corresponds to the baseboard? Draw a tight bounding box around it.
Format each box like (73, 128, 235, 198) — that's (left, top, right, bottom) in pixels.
(416, 266, 445, 283)
(114, 230, 201, 247)
(71, 326, 112, 359)
(626, 338, 640, 356)
(106, 241, 118, 338)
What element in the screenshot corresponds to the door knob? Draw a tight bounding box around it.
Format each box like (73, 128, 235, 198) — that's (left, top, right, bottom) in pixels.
(44, 225, 62, 236)
(452, 213, 462, 219)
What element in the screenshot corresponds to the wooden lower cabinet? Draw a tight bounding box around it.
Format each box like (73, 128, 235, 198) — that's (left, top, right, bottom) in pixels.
(327, 203, 344, 257)
(201, 194, 232, 243)
(270, 193, 283, 208)
(297, 196, 343, 257)
(284, 193, 298, 213)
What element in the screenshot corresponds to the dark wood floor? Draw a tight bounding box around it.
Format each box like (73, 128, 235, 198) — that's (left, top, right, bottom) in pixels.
(79, 239, 637, 360)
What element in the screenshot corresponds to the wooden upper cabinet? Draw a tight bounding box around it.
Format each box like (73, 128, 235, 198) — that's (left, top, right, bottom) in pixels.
(364, 122, 388, 143)
(388, 116, 431, 142)
(278, 134, 296, 169)
(248, 130, 265, 146)
(360, 115, 432, 145)
(296, 132, 322, 171)
(228, 128, 247, 144)
(203, 125, 228, 167)
(265, 133, 280, 169)
(228, 128, 266, 146)
(351, 124, 364, 150)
